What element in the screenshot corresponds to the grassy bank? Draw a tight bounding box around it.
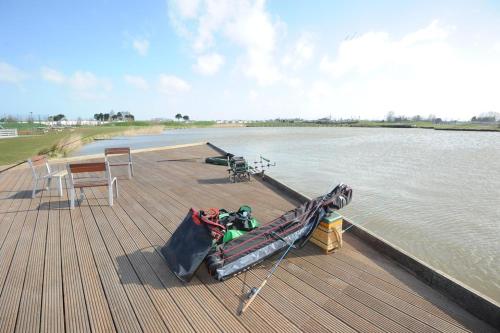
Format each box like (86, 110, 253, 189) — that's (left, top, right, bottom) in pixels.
(0, 120, 220, 166)
(161, 120, 216, 128)
(0, 125, 164, 166)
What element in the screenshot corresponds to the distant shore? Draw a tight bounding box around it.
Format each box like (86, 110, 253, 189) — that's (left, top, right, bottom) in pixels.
(245, 120, 500, 132)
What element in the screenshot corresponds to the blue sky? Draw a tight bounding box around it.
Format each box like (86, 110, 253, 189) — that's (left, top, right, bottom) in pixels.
(1, 0, 500, 121)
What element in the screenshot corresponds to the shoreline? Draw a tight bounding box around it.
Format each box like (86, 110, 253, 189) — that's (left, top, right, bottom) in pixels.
(246, 121, 500, 132)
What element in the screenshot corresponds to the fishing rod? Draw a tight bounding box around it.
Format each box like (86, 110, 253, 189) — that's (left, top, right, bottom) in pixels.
(239, 192, 333, 315)
(239, 237, 296, 315)
(342, 217, 375, 234)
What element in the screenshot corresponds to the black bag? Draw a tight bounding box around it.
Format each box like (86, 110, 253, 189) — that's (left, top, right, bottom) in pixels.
(161, 209, 213, 282)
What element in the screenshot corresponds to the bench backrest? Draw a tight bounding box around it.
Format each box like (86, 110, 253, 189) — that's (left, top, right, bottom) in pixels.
(28, 155, 48, 167)
(28, 155, 51, 178)
(68, 162, 106, 174)
(105, 147, 131, 156)
(66, 161, 112, 189)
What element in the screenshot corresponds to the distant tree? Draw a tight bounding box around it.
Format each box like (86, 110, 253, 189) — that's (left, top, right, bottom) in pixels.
(427, 114, 436, 122)
(103, 113, 110, 121)
(386, 111, 395, 122)
(94, 113, 100, 121)
(175, 113, 183, 121)
(183, 115, 190, 121)
(472, 112, 498, 123)
(411, 115, 422, 122)
(117, 112, 123, 120)
(2, 115, 17, 122)
(52, 114, 65, 121)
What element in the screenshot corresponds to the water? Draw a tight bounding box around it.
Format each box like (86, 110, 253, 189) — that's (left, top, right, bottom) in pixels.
(74, 127, 500, 302)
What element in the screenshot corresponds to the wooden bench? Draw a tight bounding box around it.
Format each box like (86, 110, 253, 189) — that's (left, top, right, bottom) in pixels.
(66, 161, 118, 209)
(105, 147, 134, 178)
(28, 155, 67, 198)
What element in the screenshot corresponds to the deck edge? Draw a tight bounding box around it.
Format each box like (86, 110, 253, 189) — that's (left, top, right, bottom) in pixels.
(206, 142, 500, 329)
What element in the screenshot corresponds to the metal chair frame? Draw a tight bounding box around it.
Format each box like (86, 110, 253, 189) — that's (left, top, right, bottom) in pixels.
(105, 147, 134, 179)
(66, 161, 118, 209)
(27, 155, 67, 198)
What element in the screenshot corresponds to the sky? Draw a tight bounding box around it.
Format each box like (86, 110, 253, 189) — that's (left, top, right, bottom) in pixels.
(1, 0, 500, 121)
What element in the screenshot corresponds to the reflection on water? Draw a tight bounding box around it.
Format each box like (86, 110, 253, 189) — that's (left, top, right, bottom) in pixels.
(74, 127, 500, 301)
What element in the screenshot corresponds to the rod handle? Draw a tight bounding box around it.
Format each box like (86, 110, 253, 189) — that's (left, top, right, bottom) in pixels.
(240, 280, 267, 315)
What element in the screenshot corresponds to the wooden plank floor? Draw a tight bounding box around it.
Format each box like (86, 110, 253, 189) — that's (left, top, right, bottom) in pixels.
(0, 143, 496, 333)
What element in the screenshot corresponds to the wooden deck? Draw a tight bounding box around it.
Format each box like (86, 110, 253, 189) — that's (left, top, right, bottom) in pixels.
(0, 143, 496, 333)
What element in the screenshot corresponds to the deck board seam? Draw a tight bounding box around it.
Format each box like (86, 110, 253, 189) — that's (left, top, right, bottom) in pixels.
(81, 192, 144, 332)
(297, 247, 471, 333)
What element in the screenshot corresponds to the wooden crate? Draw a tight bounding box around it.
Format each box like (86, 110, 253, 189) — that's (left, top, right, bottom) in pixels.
(310, 211, 343, 253)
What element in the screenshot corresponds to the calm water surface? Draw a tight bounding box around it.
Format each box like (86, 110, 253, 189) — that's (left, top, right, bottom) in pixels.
(74, 127, 500, 302)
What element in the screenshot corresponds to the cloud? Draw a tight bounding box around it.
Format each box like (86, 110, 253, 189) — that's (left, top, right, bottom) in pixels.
(41, 66, 66, 83)
(314, 20, 500, 120)
(0, 61, 27, 84)
(168, 0, 283, 85)
(193, 53, 224, 75)
(133, 38, 150, 56)
(124, 74, 149, 90)
(68, 71, 112, 100)
(157, 74, 191, 94)
(282, 35, 315, 70)
(170, 0, 200, 19)
(41, 66, 112, 100)
(320, 20, 453, 77)
(248, 89, 258, 101)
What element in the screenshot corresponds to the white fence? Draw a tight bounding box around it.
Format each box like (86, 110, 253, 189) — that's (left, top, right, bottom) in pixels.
(0, 129, 18, 138)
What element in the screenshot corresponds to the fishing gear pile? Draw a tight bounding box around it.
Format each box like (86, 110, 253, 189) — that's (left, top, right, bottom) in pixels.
(161, 206, 260, 282)
(161, 183, 352, 282)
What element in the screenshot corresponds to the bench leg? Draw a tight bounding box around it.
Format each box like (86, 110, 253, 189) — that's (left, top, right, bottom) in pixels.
(46, 177, 52, 192)
(108, 185, 114, 206)
(70, 188, 75, 209)
(32, 179, 38, 198)
(58, 177, 63, 197)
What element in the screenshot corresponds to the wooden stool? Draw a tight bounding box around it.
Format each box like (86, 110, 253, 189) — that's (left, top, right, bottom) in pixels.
(310, 211, 343, 253)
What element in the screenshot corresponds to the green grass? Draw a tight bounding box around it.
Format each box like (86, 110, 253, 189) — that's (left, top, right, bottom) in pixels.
(106, 120, 152, 126)
(0, 132, 69, 166)
(246, 121, 329, 127)
(161, 120, 216, 128)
